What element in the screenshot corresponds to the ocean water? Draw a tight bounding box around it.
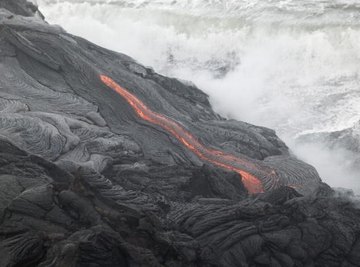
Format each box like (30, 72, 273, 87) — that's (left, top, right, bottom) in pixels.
(34, 0, 360, 192)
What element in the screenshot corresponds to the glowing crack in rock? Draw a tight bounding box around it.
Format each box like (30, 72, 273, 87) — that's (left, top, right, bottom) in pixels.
(100, 74, 268, 193)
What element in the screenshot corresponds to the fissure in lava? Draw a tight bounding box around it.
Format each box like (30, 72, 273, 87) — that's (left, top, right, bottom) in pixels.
(100, 75, 267, 193)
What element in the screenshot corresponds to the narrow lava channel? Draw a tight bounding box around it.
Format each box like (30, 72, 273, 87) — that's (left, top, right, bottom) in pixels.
(101, 75, 267, 193)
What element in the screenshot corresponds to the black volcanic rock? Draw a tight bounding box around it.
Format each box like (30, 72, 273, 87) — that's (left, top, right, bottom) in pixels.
(187, 165, 248, 201)
(0, 0, 39, 17)
(0, 1, 359, 266)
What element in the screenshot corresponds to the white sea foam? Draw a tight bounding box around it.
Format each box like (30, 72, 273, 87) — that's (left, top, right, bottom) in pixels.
(36, 0, 360, 191)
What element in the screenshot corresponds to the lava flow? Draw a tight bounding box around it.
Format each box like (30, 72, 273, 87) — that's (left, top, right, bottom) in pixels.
(100, 75, 265, 193)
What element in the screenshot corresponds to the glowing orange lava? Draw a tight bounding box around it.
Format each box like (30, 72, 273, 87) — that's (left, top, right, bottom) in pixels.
(100, 75, 264, 193)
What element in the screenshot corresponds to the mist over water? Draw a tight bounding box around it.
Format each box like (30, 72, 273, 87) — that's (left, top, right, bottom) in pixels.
(35, 0, 360, 192)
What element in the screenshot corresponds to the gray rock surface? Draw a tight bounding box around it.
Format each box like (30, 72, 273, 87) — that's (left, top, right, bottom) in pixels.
(0, 1, 359, 266)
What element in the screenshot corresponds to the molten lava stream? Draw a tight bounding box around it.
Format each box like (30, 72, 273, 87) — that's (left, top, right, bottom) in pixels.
(100, 75, 264, 194)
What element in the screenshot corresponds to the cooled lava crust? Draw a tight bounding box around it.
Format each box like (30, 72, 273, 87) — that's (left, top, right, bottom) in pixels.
(0, 1, 359, 267)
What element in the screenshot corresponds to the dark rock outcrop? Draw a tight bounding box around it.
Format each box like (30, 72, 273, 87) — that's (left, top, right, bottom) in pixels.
(0, 1, 359, 266)
(0, 0, 41, 17)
